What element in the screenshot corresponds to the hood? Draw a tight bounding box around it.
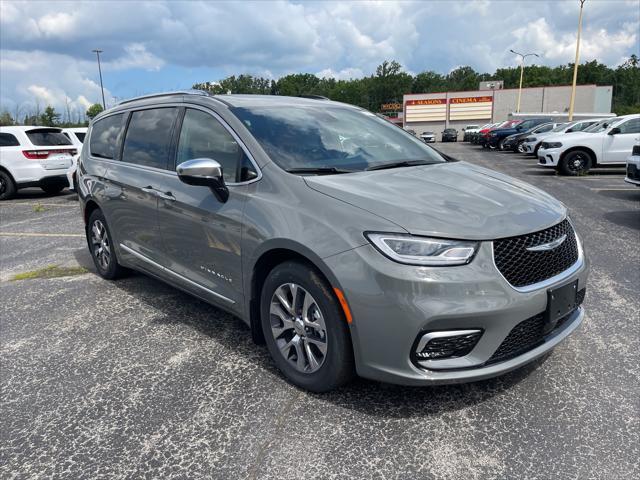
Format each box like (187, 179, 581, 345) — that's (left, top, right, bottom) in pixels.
(303, 162, 566, 240)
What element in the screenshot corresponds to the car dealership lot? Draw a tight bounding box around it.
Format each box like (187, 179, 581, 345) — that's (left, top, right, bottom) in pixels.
(1, 144, 638, 479)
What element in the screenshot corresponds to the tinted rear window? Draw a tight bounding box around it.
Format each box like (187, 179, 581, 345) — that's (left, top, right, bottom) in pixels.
(0, 133, 20, 147)
(122, 108, 178, 169)
(90, 114, 126, 160)
(26, 129, 72, 146)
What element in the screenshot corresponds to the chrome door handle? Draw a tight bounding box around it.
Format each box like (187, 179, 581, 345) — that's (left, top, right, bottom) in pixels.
(157, 191, 176, 201)
(141, 186, 156, 194)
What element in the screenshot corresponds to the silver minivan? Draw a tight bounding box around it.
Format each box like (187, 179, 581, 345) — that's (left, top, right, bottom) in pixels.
(78, 91, 589, 392)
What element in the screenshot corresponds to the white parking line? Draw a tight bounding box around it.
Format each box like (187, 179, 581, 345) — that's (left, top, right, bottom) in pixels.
(0, 203, 77, 207)
(0, 232, 84, 238)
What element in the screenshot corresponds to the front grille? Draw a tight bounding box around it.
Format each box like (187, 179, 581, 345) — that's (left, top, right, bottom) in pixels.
(488, 288, 585, 364)
(414, 331, 482, 361)
(627, 163, 640, 181)
(493, 219, 579, 288)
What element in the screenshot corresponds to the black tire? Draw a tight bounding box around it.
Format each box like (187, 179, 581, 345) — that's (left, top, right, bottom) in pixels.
(497, 138, 506, 151)
(533, 143, 542, 157)
(559, 150, 592, 176)
(41, 184, 65, 195)
(0, 170, 17, 201)
(260, 261, 355, 392)
(87, 209, 127, 280)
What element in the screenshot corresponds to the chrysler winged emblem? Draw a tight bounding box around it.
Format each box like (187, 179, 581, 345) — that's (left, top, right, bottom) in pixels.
(526, 234, 567, 252)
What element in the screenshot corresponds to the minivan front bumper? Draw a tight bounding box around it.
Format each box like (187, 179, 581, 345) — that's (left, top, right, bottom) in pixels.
(324, 240, 589, 386)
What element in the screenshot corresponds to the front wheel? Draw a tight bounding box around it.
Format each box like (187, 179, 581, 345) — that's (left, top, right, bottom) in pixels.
(559, 150, 592, 176)
(497, 138, 506, 151)
(261, 261, 355, 392)
(516, 142, 525, 153)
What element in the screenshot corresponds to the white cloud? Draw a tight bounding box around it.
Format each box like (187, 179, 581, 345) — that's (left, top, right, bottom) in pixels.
(0, 0, 637, 114)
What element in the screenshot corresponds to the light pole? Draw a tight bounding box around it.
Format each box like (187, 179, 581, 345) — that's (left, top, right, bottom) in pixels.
(568, 0, 587, 121)
(510, 49, 539, 113)
(92, 49, 106, 109)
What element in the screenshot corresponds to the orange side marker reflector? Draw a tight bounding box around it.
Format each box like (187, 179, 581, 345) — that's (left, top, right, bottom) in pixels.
(333, 288, 353, 324)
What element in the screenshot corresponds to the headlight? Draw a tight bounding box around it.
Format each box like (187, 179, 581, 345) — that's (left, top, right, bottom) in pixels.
(546, 142, 562, 148)
(366, 233, 478, 266)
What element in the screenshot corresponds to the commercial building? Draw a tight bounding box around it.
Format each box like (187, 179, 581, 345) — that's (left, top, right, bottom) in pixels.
(402, 84, 613, 137)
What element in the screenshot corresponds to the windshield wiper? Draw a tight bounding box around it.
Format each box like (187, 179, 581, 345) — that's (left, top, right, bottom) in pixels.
(285, 167, 356, 175)
(366, 160, 434, 171)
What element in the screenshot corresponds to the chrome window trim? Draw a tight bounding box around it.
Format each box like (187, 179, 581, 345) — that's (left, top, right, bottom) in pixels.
(491, 218, 585, 294)
(88, 102, 262, 186)
(119, 243, 235, 304)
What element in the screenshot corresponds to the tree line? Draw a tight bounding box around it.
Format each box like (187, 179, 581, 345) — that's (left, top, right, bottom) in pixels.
(193, 56, 639, 115)
(0, 102, 104, 127)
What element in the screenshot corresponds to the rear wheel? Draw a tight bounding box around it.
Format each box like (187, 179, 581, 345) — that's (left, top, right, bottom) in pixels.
(260, 261, 354, 392)
(0, 171, 16, 200)
(87, 209, 127, 279)
(559, 150, 592, 176)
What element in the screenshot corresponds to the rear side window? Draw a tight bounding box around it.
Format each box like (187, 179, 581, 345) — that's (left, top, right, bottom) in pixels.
(0, 133, 20, 147)
(75, 132, 86, 143)
(618, 118, 640, 134)
(176, 108, 255, 182)
(90, 114, 126, 159)
(122, 108, 178, 169)
(535, 124, 553, 133)
(26, 129, 71, 146)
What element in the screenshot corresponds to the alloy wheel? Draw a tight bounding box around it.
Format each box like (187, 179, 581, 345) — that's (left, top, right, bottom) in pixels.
(517, 143, 525, 153)
(568, 154, 588, 173)
(90, 219, 111, 271)
(269, 283, 328, 373)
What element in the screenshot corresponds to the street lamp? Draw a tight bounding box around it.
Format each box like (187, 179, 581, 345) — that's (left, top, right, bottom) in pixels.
(568, 0, 587, 121)
(92, 49, 106, 109)
(510, 49, 540, 113)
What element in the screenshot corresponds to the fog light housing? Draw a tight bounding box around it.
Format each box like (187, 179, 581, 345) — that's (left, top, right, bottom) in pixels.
(413, 330, 482, 362)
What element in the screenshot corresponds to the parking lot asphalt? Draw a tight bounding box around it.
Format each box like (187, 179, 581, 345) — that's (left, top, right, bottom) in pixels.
(1, 144, 638, 479)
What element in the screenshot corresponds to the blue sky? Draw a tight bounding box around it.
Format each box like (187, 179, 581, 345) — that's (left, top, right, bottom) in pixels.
(1, 0, 638, 119)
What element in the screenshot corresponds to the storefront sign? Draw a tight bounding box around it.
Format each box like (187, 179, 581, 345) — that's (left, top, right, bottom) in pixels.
(449, 96, 493, 120)
(405, 98, 447, 122)
(380, 102, 403, 111)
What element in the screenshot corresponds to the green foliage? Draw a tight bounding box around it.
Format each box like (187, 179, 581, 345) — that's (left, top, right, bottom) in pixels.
(191, 56, 638, 115)
(0, 111, 15, 126)
(86, 103, 104, 120)
(40, 106, 60, 126)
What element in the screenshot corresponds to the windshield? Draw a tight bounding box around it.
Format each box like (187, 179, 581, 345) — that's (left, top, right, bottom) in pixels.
(232, 105, 447, 172)
(583, 118, 615, 133)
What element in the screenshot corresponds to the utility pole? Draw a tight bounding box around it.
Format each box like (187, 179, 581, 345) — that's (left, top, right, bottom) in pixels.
(92, 49, 106, 109)
(568, 0, 586, 121)
(510, 49, 540, 113)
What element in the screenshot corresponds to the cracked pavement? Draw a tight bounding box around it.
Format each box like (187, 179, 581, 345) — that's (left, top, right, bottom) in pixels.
(1, 143, 638, 479)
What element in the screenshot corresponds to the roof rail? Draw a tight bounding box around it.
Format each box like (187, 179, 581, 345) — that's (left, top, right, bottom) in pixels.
(118, 89, 211, 106)
(297, 95, 329, 100)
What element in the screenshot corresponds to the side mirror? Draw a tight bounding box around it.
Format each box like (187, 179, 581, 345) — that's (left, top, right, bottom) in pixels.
(177, 158, 229, 202)
(608, 127, 621, 136)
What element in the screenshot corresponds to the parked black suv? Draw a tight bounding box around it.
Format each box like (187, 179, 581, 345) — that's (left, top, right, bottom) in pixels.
(442, 128, 458, 142)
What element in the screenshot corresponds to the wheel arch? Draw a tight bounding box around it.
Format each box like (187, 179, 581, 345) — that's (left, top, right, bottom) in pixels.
(247, 240, 348, 345)
(560, 146, 598, 167)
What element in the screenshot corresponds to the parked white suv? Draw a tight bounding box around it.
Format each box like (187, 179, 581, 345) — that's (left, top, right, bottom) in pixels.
(537, 114, 640, 175)
(0, 126, 76, 200)
(625, 144, 640, 186)
(522, 119, 600, 156)
(62, 127, 87, 191)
